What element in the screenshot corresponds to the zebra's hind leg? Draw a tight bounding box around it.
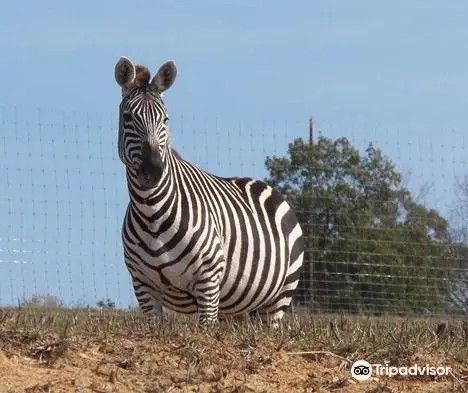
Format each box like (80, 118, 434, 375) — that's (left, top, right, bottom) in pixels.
(132, 277, 165, 316)
(255, 266, 302, 329)
(253, 307, 284, 329)
(260, 241, 304, 328)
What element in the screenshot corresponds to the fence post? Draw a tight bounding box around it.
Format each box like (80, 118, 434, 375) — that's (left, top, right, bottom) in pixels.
(308, 116, 315, 311)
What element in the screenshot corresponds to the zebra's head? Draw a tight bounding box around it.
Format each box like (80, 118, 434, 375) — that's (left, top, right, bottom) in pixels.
(114, 56, 177, 190)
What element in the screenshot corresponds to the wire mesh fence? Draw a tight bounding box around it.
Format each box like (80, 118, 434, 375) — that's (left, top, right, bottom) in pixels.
(0, 105, 467, 317)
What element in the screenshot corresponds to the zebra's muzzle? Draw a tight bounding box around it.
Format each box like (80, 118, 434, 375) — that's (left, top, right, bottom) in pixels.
(137, 167, 163, 189)
(137, 141, 164, 189)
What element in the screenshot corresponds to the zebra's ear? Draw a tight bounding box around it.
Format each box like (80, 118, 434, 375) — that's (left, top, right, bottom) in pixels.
(151, 60, 177, 92)
(115, 56, 136, 89)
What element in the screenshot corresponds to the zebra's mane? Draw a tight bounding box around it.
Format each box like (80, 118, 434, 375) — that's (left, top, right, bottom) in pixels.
(134, 65, 151, 89)
(171, 147, 182, 160)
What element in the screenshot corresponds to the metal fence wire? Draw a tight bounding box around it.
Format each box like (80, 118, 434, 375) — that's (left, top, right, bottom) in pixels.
(1, 107, 467, 317)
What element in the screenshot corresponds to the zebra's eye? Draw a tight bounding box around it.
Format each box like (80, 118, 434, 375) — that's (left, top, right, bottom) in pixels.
(164, 117, 169, 123)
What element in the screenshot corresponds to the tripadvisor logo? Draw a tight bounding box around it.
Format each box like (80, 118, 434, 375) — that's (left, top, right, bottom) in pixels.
(351, 360, 451, 381)
(351, 360, 372, 381)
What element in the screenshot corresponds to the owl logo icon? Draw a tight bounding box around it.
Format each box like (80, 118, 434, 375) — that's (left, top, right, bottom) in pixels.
(351, 360, 372, 381)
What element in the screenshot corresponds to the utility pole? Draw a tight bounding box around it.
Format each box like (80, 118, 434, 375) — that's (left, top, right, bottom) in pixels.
(308, 116, 314, 145)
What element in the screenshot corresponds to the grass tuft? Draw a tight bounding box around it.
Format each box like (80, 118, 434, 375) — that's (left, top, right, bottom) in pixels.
(0, 308, 467, 392)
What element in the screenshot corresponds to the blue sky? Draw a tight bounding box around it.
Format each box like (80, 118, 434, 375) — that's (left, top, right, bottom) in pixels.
(0, 0, 467, 307)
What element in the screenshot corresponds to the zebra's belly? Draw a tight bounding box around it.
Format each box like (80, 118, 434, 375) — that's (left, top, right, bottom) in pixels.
(124, 229, 287, 315)
(127, 252, 283, 315)
(216, 265, 285, 315)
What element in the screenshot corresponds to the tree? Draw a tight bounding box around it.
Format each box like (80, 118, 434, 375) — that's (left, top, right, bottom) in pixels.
(447, 175, 468, 314)
(265, 136, 456, 314)
(96, 298, 116, 310)
(20, 294, 64, 308)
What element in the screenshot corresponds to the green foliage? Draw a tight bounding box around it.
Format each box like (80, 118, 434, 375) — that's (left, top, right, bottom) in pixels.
(265, 136, 457, 314)
(448, 175, 468, 314)
(20, 294, 64, 309)
(96, 298, 116, 310)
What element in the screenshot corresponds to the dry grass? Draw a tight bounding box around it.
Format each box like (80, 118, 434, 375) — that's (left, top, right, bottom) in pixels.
(0, 309, 467, 392)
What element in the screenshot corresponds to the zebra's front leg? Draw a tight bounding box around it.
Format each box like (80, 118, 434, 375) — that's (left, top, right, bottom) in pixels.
(132, 277, 165, 316)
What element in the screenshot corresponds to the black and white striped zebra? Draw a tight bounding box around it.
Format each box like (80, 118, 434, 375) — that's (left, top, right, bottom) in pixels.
(114, 56, 304, 327)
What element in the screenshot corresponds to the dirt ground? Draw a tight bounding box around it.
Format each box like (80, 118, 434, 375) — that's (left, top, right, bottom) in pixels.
(0, 310, 467, 393)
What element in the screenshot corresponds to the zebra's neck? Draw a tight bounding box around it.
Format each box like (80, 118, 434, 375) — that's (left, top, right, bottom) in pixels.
(126, 149, 181, 217)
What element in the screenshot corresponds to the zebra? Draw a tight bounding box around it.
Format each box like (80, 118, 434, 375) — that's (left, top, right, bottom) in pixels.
(114, 56, 305, 327)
